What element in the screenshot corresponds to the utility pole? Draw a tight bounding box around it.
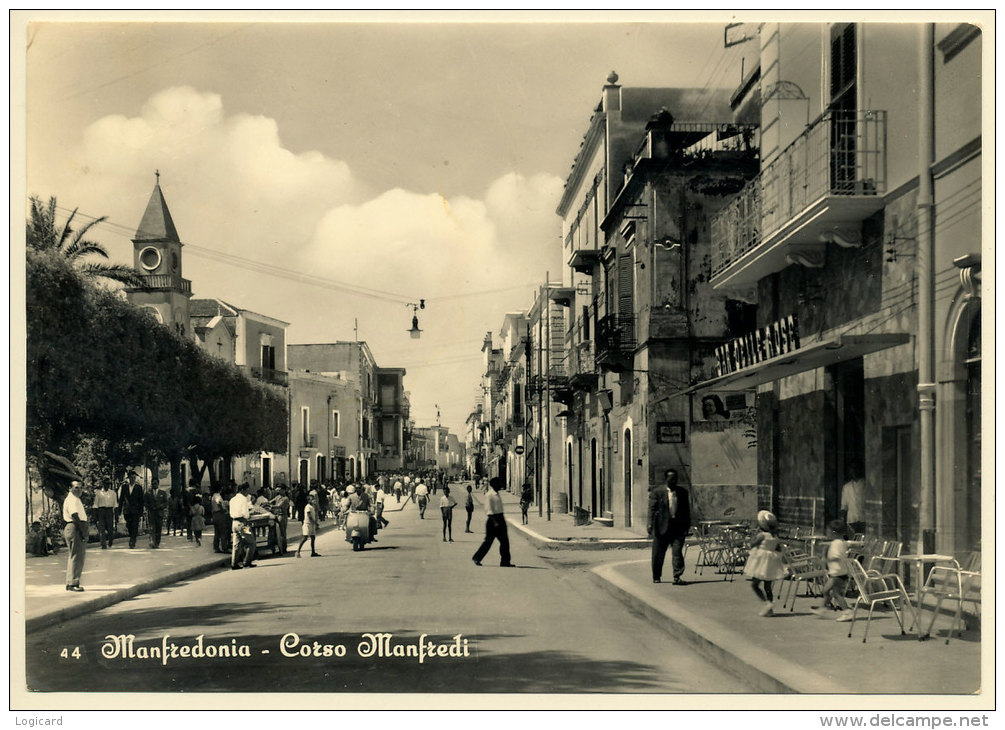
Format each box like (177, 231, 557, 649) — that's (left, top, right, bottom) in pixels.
(545, 271, 552, 521)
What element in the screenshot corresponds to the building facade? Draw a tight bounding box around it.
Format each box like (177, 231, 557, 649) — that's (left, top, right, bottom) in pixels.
(552, 75, 759, 531)
(694, 22, 982, 560)
(287, 370, 360, 486)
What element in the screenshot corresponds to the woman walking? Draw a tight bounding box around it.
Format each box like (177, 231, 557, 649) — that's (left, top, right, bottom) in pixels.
(296, 493, 321, 558)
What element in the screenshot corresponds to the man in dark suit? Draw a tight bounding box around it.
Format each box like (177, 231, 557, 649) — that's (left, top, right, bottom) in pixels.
(647, 468, 691, 584)
(120, 471, 145, 549)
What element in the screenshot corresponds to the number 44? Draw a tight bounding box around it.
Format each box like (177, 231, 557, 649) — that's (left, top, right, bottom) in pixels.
(60, 647, 81, 659)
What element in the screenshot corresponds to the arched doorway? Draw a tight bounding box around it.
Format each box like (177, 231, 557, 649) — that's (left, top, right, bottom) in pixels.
(348, 457, 356, 482)
(623, 428, 632, 527)
(298, 459, 309, 486)
(959, 312, 981, 553)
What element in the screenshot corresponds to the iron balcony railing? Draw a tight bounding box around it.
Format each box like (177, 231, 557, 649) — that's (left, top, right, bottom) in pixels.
(712, 109, 887, 277)
(595, 314, 636, 371)
(249, 366, 289, 387)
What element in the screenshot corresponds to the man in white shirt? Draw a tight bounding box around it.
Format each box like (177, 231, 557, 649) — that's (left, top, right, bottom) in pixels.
(472, 477, 514, 567)
(62, 480, 88, 591)
(374, 485, 389, 528)
(393, 479, 403, 504)
(229, 483, 257, 570)
(93, 481, 118, 549)
(840, 464, 866, 535)
(414, 481, 429, 518)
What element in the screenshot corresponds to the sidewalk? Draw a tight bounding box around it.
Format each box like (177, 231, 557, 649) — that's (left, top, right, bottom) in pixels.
(490, 488, 983, 695)
(20, 499, 409, 633)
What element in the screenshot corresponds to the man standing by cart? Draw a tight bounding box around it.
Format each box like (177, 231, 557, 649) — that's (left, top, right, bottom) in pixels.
(229, 482, 257, 570)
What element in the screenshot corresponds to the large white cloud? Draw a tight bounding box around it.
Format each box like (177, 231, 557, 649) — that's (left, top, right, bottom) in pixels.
(43, 86, 566, 431)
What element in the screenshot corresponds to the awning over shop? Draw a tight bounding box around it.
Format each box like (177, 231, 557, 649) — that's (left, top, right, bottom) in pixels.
(679, 333, 911, 395)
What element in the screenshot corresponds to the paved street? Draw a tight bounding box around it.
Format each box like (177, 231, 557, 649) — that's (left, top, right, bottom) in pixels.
(25, 497, 752, 694)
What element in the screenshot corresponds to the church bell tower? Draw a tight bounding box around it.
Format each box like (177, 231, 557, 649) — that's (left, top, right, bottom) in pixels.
(125, 172, 193, 337)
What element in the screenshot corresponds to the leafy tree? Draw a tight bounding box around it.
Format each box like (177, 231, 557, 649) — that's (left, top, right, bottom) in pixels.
(27, 249, 288, 490)
(26, 195, 142, 287)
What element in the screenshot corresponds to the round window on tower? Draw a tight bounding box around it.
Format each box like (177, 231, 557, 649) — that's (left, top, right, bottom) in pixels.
(139, 246, 161, 272)
(171, 252, 179, 272)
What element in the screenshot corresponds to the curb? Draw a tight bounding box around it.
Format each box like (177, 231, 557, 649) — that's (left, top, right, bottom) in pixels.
(25, 518, 350, 634)
(25, 556, 230, 634)
(588, 560, 855, 694)
(509, 518, 650, 550)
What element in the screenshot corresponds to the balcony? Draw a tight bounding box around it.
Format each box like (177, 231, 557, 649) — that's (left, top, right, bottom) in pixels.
(711, 110, 887, 289)
(127, 273, 193, 294)
(595, 314, 636, 373)
(569, 339, 598, 391)
(249, 366, 288, 387)
(569, 248, 602, 275)
(303, 434, 317, 448)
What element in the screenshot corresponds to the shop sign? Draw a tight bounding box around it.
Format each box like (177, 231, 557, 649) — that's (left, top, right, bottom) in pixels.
(330, 446, 346, 458)
(514, 445, 525, 455)
(715, 314, 800, 377)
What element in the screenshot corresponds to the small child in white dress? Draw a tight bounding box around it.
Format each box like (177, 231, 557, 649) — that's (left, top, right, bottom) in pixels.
(742, 510, 787, 616)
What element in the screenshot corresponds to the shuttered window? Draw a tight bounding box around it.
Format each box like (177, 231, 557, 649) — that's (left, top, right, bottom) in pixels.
(618, 253, 634, 317)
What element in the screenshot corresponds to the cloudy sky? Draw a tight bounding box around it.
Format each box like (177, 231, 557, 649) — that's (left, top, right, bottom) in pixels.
(21, 13, 748, 434)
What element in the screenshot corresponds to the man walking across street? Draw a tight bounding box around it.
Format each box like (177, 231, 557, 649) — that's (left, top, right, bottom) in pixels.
(648, 468, 691, 585)
(415, 480, 429, 518)
(93, 480, 118, 549)
(374, 483, 389, 529)
(472, 477, 514, 567)
(62, 480, 88, 591)
(229, 482, 257, 569)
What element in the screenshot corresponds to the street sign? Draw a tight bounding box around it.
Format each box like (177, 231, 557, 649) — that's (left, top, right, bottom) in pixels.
(514, 445, 525, 455)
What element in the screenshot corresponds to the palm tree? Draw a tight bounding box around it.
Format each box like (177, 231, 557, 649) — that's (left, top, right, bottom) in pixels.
(26, 195, 142, 287)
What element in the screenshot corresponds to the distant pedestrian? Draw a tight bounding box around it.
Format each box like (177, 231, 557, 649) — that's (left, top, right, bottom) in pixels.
(144, 480, 166, 549)
(93, 481, 118, 549)
(211, 487, 227, 553)
(121, 471, 144, 549)
(647, 468, 691, 585)
(440, 486, 457, 542)
(62, 480, 88, 592)
(519, 482, 534, 525)
(296, 493, 321, 558)
(742, 510, 786, 617)
(375, 484, 389, 528)
(472, 477, 514, 567)
(190, 495, 206, 547)
(183, 481, 198, 540)
(270, 486, 291, 554)
(464, 485, 475, 533)
(415, 481, 429, 518)
(393, 479, 403, 503)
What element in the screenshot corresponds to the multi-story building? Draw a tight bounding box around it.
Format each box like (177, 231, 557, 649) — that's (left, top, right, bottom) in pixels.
(690, 22, 982, 560)
(287, 370, 361, 486)
(375, 367, 409, 471)
(553, 74, 759, 531)
(288, 342, 408, 478)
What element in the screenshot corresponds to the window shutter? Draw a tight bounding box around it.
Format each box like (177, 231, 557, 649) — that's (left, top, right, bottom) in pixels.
(618, 253, 634, 317)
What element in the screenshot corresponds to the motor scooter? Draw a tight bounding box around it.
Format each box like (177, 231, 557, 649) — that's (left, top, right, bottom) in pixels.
(345, 509, 373, 551)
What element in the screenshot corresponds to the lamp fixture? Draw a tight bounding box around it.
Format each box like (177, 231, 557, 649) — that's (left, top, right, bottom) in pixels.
(406, 300, 426, 338)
